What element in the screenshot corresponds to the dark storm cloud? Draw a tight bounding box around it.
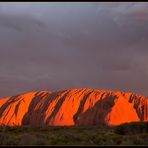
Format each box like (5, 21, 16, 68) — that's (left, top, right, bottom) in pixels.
(0, 2, 148, 98)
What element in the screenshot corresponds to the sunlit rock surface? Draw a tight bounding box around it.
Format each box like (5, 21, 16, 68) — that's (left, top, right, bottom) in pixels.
(0, 88, 147, 126)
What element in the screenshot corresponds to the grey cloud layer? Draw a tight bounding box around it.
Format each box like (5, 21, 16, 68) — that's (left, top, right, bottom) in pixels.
(0, 2, 148, 97)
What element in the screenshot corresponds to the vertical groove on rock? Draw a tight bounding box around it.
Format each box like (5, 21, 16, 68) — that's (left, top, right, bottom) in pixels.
(73, 91, 93, 125)
(0, 95, 21, 125)
(14, 100, 22, 117)
(22, 92, 51, 125)
(0, 96, 19, 117)
(45, 90, 71, 125)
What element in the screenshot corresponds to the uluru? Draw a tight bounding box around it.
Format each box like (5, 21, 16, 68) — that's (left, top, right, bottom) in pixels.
(0, 88, 147, 126)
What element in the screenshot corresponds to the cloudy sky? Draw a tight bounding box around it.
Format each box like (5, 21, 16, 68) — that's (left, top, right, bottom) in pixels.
(0, 2, 148, 97)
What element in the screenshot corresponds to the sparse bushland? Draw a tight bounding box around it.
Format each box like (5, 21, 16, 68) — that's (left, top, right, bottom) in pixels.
(0, 122, 147, 145)
(114, 121, 148, 135)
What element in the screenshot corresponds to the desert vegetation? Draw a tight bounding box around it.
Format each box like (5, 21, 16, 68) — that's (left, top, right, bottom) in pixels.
(0, 122, 148, 145)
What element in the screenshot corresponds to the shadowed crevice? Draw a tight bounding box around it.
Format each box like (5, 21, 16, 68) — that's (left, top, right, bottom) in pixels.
(73, 91, 93, 125)
(22, 91, 66, 126)
(45, 90, 71, 125)
(0, 95, 20, 118)
(74, 93, 117, 126)
(92, 94, 116, 125)
(128, 94, 146, 121)
(6, 100, 22, 125)
(7, 99, 22, 125)
(22, 92, 51, 125)
(14, 100, 22, 117)
(1, 105, 12, 125)
(0, 95, 28, 125)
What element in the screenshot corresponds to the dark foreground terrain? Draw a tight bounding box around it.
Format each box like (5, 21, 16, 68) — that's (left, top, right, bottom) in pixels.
(0, 122, 148, 146)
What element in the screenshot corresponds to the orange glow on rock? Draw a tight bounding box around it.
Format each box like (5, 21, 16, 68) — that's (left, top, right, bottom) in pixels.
(106, 96, 140, 126)
(0, 89, 147, 126)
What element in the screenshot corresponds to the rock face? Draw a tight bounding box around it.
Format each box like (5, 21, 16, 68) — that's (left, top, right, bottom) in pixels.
(0, 88, 147, 126)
